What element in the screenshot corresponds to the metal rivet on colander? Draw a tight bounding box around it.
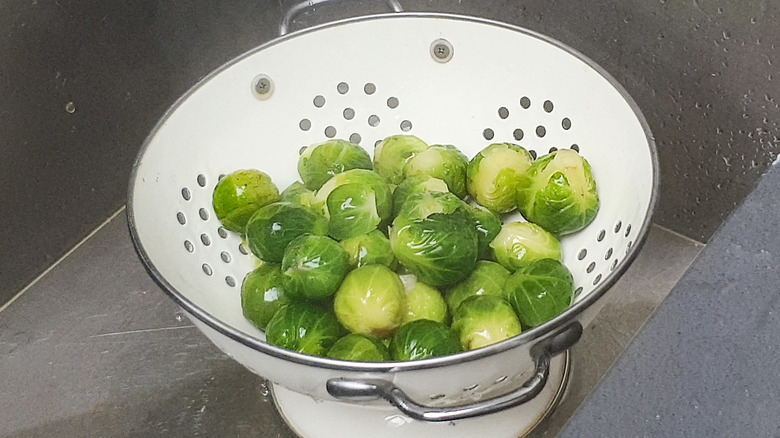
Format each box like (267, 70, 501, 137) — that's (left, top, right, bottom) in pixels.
(430, 38, 454, 63)
(252, 74, 273, 99)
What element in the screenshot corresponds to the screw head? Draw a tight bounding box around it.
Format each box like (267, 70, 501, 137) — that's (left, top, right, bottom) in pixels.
(434, 44, 450, 59)
(255, 77, 271, 94)
(430, 39, 454, 63)
(251, 74, 274, 100)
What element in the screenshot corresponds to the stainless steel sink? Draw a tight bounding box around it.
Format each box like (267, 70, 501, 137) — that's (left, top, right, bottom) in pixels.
(0, 0, 777, 436)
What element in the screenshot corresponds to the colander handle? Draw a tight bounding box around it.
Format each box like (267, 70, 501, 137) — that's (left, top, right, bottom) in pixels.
(327, 322, 583, 422)
(279, 0, 404, 35)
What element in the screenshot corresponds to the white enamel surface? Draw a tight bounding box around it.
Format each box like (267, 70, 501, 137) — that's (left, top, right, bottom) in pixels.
(273, 353, 568, 438)
(130, 14, 655, 409)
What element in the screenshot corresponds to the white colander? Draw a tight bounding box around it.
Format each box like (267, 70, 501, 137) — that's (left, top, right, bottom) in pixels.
(127, 8, 658, 423)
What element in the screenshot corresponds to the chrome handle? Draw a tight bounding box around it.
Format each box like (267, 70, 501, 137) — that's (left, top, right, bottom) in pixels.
(327, 322, 582, 422)
(279, 0, 404, 36)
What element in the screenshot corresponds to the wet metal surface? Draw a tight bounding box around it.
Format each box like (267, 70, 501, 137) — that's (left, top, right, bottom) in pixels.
(0, 215, 700, 437)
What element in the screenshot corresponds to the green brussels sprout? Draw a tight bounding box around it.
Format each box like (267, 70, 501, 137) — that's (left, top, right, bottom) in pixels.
(333, 265, 405, 338)
(392, 175, 449, 216)
(490, 221, 562, 271)
(326, 333, 390, 362)
(240, 264, 291, 330)
(451, 295, 522, 350)
(298, 139, 373, 190)
(400, 278, 449, 325)
(340, 230, 396, 269)
(446, 261, 511, 314)
(389, 319, 462, 361)
(316, 169, 393, 229)
(516, 149, 599, 235)
(403, 144, 470, 199)
(280, 181, 324, 215)
(281, 235, 350, 300)
(390, 192, 478, 287)
(373, 135, 429, 184)
(245, 202, 328, 263)
(467, 143, 533, 213)
(325, 183, 383, 240)
(212, 169, 280, 233)
(506, 258, 574, 328)
(468, 204, 502, 260)
(265, 302, 344, 357)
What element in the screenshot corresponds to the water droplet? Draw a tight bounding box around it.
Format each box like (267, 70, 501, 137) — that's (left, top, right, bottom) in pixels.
(258, 380, 271, 398)
(750, 17, 757, 24)
(722, 31, 731, 40)
(65, 101, 76, 113)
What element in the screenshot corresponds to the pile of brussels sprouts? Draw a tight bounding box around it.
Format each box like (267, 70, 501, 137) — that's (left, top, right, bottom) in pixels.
(212, 135, 599, 362)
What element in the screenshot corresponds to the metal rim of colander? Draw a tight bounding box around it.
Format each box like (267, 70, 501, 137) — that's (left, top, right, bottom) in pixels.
(127, 12, 660, 373)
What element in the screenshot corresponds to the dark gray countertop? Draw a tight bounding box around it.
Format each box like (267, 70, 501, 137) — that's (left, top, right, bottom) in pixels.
(561, 162, 780, 437)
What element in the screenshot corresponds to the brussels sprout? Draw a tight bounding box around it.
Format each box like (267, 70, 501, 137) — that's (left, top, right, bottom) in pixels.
(467, 143, 533, 213)
(316, 169, 393, 226)
(212, 169, 280, 233)
(403, 144, 470, 199)
(389, 319, 462, 361)
(240, 264, 291, 330)
(390, 192, 478, 287)
(401, 278, 449, 325)
(265, 302, 344, 357)
(325, 183, 382, 240)
(446, 261, 511, 314)
(373, 135, 429, 185)
(245, 202, 328, 263)
(340, 230, 396, 269)
(333, 265, 405, 338)
(452, 295, 522, 350)
(280, 181, 324, 214)
(326, 333, 391, 362)
(506, 258, 574, 328)
(392, 175, 450, 216)
(516, 149, 599, 235)
(490, 221, 561, 271)
(298, 139, 373, 190)
(394, 190, 465, 220)
(468, 205, 502, 260)
(281, 235, 350, 300)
